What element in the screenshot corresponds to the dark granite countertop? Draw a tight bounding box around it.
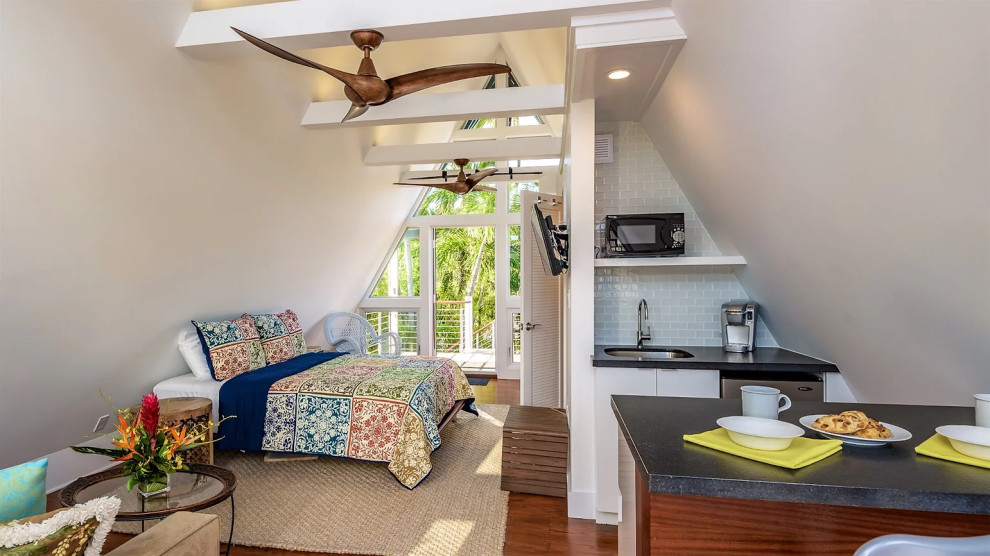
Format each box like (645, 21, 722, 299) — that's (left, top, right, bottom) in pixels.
(612, 395, 990, 514)
(593, 345, 839, 372)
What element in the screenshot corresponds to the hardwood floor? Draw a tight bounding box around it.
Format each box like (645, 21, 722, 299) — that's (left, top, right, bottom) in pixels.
(470, 376, 521, 405)
(50, 379, 616, 555)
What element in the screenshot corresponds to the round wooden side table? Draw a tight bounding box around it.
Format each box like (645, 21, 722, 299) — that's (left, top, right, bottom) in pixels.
(143, 397, 214, 464)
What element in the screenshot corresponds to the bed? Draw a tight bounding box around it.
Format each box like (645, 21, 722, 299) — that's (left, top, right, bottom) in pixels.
(155, 351, 476, 488)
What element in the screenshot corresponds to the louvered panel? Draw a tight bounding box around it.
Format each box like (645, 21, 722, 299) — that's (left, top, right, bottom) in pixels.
(594, 134, 613, 163)
(529, 220, 561, 407)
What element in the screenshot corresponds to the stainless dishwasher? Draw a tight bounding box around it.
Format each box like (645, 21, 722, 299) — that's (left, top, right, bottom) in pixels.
(721, 372, 823, 401)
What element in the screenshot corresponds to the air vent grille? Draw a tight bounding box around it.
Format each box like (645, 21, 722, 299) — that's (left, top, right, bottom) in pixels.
(594, 134, 613, 163)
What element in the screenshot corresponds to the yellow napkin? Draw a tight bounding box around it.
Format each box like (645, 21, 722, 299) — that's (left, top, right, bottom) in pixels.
(683, 428, 842, 469)
(915, 434, 990, 470)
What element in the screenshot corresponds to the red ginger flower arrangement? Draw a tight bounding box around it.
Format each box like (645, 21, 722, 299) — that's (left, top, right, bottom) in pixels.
(140, 393, 160, 436)
(72, 392, 225, 493)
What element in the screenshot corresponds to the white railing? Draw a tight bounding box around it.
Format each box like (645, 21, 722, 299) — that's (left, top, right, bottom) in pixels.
(436, 299, 494, 354)
(435, 301, 467, 353)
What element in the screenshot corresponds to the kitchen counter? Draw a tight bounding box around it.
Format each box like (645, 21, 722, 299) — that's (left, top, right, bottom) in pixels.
(613, 395, 989, 513)
(612, 395, 990, 554)
(593, 344, 839, 372)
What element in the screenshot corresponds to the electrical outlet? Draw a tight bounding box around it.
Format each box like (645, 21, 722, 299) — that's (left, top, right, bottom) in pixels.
(93, 414, 110, 433)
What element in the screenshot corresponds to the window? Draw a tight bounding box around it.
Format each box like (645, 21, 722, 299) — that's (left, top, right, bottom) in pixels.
(509, 225, 521, 297)
(416, 189, 496, 216)
(416, 162, 498, 216)
(371, 228, 420, 297)
(508, 182, 540, 213)
(511, 311, 522, 364)
(508, 115, 544, 127)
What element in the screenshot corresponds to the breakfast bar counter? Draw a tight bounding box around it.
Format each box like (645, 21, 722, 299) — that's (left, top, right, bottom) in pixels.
(612, 395, 990, 554)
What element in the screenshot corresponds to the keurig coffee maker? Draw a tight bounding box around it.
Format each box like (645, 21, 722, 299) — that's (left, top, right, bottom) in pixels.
(721, 301, 758, 352)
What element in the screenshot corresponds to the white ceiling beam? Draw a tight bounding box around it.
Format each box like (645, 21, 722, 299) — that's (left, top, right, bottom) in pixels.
(450, 125, 554, 142)
(364, 137, 562, 166)
(301, 85, 564, 129)
(571, 7, 684, 48)
(176, 0, 671, 57)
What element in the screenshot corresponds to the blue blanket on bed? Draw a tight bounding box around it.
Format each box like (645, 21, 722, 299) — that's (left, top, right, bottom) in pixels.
(216, 352, 345, 451)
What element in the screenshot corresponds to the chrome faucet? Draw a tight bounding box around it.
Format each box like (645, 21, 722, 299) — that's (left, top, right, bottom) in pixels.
(637, 299, 652, 349)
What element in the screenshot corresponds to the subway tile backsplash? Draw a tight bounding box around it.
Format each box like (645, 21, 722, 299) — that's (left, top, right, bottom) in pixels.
(595, 266, 776, 346)
(594, 121, 777, 348)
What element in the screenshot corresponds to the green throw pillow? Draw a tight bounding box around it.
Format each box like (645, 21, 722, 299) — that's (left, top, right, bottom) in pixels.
(0, 460, 46, 523)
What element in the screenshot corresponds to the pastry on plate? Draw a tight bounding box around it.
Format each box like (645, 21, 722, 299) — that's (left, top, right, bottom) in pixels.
(812, 412, 869, 435)
(854, 418, 892, 439)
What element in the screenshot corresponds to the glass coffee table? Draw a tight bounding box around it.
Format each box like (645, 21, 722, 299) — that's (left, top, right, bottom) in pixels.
(60, 463, 236, 555)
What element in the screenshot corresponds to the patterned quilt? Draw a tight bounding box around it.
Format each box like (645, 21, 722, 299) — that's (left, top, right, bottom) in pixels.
(257, 354, 476, 488)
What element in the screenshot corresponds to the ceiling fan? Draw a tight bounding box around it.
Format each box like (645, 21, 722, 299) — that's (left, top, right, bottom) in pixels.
(231, 27, 511, 122)
(394, 159, 542, 195)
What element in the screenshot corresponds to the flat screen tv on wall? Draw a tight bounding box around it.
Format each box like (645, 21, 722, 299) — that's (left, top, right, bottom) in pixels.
(532, 203, 568, 276)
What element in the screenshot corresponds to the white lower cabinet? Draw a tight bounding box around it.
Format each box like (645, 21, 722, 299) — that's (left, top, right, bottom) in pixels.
(657, 368, 721, 398)
(594, 367, 719, 524)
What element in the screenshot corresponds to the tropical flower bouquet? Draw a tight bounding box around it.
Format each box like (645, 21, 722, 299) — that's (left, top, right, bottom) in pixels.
(71, 393, 219, 497)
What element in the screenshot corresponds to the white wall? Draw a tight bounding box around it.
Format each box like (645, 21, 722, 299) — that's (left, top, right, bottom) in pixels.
(564, 99, 598, 519)
(641, 0, 990, 403)
(0, 1, 419, 469)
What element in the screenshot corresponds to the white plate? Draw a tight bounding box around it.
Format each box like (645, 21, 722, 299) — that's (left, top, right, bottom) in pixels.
(936, 425, 990, 460)
(799, 414, 912, 447)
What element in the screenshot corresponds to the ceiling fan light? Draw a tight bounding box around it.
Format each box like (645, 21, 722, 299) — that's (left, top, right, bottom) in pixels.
(607, 69, 631, 80)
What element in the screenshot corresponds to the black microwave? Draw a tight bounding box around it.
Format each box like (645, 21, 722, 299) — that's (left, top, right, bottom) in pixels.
(600, 213, 685, 257)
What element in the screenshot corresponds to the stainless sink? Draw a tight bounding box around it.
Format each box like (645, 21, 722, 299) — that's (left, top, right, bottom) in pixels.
(604, 347, 694, 359)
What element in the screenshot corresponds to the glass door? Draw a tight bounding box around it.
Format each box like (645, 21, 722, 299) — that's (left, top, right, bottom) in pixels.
(433, 226, 496, 373)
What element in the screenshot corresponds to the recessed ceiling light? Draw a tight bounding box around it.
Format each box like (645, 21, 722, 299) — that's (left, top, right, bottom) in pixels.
(607, 69, 631, 80)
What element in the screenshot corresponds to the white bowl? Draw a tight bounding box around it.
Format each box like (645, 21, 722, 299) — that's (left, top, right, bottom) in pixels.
(937, 425, 990, 461)
(717, 416, 805, 451)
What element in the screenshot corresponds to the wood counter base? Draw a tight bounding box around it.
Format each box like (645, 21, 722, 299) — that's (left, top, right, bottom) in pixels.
(634, 473, 990, 555)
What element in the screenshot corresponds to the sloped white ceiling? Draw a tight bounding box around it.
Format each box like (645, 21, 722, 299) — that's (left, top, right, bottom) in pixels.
(640, 0, 990, 404)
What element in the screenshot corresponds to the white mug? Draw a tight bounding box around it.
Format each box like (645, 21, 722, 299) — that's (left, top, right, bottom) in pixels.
(741, 385, 792, 420)
(975, 394, 990, 428)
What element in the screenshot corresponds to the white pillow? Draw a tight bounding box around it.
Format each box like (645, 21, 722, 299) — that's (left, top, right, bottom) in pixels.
(178, 323, 213, 380)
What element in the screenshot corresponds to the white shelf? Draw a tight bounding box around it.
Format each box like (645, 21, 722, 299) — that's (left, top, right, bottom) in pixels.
(594, 255, 746, 268)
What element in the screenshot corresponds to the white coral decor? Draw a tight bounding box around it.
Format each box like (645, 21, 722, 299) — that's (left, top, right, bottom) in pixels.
(0, 495, 121, 556)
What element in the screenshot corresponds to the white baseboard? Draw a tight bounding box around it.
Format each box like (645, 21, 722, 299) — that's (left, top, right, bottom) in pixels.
(42, 435, 118, 494)
(498, 367, 520, 380)
(567, 489, 596, 519)
(596, 511, 618, 525)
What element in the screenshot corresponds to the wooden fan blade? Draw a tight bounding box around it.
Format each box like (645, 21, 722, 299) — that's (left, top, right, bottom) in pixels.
(231, 27, 366, 95)
(472, 185, 497, 192)
(395, 182, 470, 194)
(465, 168, 499, 187)
(386, 63, 510, 100)
(341, 103, 369, 122)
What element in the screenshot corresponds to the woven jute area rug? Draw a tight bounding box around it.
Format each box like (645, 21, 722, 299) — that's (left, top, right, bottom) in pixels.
(118, 403, 509, 555)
